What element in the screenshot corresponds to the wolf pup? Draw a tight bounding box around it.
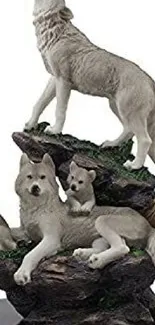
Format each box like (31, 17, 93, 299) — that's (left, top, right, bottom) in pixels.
(13, 153, 155, 286)
(25, 0, 155, 170)
(0, 215, 17, 251)
(66, 161, 96, 215)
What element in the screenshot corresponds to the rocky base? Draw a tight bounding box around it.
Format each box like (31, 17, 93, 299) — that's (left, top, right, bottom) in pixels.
(1, 123, 154, 324)
(0, 252, 155, 324)
(12, 123, 155, 226)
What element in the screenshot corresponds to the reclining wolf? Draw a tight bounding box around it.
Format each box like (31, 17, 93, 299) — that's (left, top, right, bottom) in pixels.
(25, 0, 155, 170)
(12, 153, 155, 286)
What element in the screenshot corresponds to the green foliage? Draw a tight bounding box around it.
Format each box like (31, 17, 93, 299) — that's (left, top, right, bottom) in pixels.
(0, 242, 73, 262)
(29, 122, 155, 186)
(130, 248, 145, 257)
(0, 242, 35, 263)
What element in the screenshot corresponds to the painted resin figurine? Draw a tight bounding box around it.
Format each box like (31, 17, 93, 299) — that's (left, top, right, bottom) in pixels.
(13, 153, 155, 286)
(25, 0, 155, 170)
(66, 161, 96, 215)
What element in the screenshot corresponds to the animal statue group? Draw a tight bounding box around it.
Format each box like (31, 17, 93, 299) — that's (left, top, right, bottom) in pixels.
(8, 154, 155, 286)
(1, 1, 155, 288)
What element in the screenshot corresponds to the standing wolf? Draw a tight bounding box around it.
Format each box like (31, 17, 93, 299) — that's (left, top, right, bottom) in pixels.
(25, 0, 155, 170)
(66, 161, 96, 215)
(13, 153, 155, 286)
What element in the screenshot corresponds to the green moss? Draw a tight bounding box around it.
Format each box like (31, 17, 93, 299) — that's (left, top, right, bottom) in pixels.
(0, 242, 35, 262)
(0, 243, 73, 262)
(28, 123, 155, 186)
(0, 239, 145, 265)
(130, 248, 145, 257)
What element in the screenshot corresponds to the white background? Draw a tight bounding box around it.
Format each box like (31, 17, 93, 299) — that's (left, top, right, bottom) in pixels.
(0, 0, 155, 298)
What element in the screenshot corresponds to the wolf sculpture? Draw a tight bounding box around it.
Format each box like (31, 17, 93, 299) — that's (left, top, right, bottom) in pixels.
(25, 0, 155, 170)
(66, 161, 96, 215)
(12, 153, 155, 286)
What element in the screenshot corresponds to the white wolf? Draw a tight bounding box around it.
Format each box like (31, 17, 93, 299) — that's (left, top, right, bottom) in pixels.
(0, 215, 17, 251)
(13, 153, 155, 286)
(66, 161, 96, 215)
(25, 0, 155, 170)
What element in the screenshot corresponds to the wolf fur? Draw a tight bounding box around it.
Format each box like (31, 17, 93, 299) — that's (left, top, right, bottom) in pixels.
(13, 153, 155, 286)
(24, 0, 155, 170)
(66, 161, 96, 215)
(0, 215, 17, 251)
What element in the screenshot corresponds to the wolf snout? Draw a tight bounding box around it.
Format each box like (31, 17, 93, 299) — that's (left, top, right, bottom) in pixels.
(71, 184, 77, 192)
(31, 184, 41, 196)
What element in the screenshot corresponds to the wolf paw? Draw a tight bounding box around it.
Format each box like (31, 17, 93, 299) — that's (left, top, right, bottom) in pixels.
(44, 125, 61, 135)
(73, 248, 93, 261)
(70, 207, 82, 216)
(78, 208, 90, 216)
(88, 254, 105, 269)
(14, 267, 31, 286)
(101, 140, 114, 148)
(24, 121, 37, 131)
(123, 159, 142, 170)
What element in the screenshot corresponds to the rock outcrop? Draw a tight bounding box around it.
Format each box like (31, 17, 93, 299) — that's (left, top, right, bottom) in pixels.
(13, 122, 155, 224)
(0, 250, 155, 324)
(0, 123, 154, 324)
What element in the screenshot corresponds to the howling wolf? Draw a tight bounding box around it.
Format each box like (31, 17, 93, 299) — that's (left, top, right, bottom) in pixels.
(25, 0, 155, 170)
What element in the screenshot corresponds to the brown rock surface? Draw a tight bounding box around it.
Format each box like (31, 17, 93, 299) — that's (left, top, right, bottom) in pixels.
(0, 253, 155, 324)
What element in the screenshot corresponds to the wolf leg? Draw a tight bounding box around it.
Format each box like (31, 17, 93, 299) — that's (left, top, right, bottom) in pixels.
(14, 235, 61, 286)
(45, 78, 71, 135)
(25, 76, 56, 131)
(123, 117, 152, 170)
(73, 238, 109, 261)
(102, 99, 133, 148)
(101, 128, 132, 148)
(147, 111, 155, 163)
(88, 215, 129, 269)
(80, 199, 96, 214)
(67, 196, 82, 214)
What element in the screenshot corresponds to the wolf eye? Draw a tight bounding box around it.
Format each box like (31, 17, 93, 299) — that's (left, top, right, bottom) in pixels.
(40, 175, 46, 180)
(27, 175, 33, 179)
(79, 180, 83, 184)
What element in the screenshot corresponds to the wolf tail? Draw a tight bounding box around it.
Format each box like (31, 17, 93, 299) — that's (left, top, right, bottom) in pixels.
(146, 229, 155, 265)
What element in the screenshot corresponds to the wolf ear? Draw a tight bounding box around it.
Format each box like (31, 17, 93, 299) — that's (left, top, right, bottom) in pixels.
(88, 170, 96, 182)
(59, 7, 74, 21)
(42, 153, 55, 172)
(20, 153, 29, 170)
(69, 161, 78, 173)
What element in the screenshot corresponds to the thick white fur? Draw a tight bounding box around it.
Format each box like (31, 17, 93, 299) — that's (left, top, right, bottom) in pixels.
(66, 161, 96, 215)
(24, 0, 155, 170)
(13, 154, 155, 286)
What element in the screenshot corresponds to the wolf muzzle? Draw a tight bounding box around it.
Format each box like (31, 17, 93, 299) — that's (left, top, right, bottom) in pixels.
(31, 184, 41, 197)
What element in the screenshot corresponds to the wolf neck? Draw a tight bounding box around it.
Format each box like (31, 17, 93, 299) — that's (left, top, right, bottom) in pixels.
(33, 5, 68, 55)
(20, 195, 65, 214)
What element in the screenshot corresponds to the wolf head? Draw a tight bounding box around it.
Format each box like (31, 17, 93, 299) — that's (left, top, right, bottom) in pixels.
(67, 162, 96, 194)
(34, 0, 74, 21)
(34, 0, 65, 15)
(15, 153, 58, 203)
